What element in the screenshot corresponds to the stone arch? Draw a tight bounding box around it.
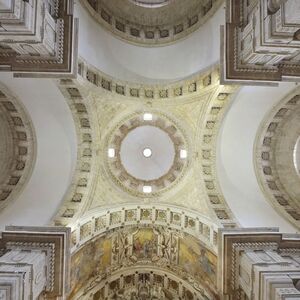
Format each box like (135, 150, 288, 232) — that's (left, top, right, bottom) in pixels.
(69, 210, 219, 299)
(254, 86, 300, 229)
(0, 82, 36, 212)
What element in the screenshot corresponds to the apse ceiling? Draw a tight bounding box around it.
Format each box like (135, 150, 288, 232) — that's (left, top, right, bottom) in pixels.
(80, 0, 223, 45)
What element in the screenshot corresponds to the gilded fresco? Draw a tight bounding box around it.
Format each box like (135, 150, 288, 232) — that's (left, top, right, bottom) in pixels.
(132, 228, 157, 260)
(179, 234, 217, 295)
(70, 236, 112, 298)
(69, 227, 218, 299)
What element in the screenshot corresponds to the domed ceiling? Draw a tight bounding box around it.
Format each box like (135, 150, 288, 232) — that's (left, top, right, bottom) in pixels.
(1, 1, 300, 299)
(52, 65, 238, 300)
(106, 111, 189, 197)
(81, 0, 223, 45)
(53, 62, 238, 232)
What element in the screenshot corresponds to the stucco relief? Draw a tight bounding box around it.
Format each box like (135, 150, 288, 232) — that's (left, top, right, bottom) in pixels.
(52, 80, 96, 225)
(52, 63, 238, 229)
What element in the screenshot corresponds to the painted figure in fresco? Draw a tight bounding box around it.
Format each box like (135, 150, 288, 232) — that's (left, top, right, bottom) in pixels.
(143, 239, 152, 258)
(133, 238, 143, 256)
(133, 237, 154, 259)
(199, 249, 215, 275)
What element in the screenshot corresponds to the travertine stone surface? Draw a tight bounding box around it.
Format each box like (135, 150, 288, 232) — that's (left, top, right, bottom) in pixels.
(222, 0, 300, 84)
(218, 228, 300, 300)
(0, 226, 71, 299)
(0, 0, 78, 77)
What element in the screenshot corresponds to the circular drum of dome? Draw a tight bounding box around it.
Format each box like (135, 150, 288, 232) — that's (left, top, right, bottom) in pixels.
(105, 112, 189, 197)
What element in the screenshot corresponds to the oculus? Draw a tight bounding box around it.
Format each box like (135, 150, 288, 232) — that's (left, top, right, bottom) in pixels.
(105, 111, 189, 197)
(143, 148, 152, 158)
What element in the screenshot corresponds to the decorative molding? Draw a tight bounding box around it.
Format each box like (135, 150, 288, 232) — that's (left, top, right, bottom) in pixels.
(68, 203, 219, 253)
(198, 84, 239, 227)
(52, 80, 96, 225)
(6, 241, 56, 291)
(78, 58, 222, 101)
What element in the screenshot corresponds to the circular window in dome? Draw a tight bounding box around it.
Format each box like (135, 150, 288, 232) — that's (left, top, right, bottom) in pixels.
(105, 112, 189, 197)
(143, 148, 152, 158)
(120, 125, 175, 181)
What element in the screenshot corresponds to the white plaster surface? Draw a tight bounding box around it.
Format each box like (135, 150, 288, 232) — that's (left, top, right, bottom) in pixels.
(0, 73, 77, 229)
(120, 125, 175, 180)
(217, 82, 299, 233)
(75, 1, 224, 83)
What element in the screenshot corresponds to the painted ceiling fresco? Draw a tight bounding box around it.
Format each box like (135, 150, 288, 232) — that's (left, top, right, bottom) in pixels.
(70, 226, 218, 299)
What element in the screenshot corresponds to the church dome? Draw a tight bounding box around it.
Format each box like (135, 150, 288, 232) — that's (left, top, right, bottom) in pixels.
(80, 0, 223, 45)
